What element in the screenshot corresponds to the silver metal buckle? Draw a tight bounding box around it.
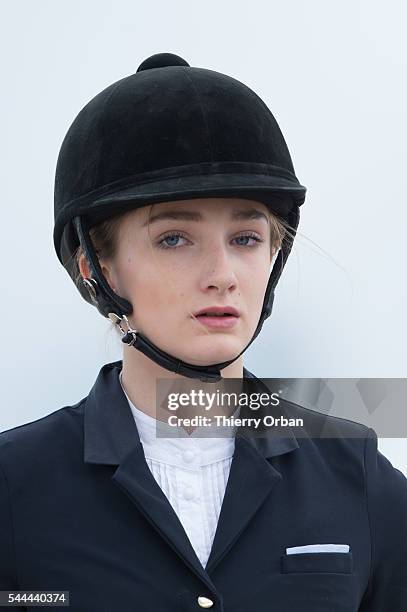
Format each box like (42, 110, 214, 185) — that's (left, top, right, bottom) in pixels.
(82, 277, 99, 301)
(108, 312, 138, 346)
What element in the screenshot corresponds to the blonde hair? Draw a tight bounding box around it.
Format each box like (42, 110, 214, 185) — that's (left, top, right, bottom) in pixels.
(72, 202, 295, 336)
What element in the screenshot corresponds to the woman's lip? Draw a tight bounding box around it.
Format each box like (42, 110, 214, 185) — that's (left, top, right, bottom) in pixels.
(194, 314, 239, 329)
(194, 306, 240, 317)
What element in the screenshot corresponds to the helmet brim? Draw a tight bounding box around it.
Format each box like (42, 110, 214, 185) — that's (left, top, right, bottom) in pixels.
(55, 169, 306, 264)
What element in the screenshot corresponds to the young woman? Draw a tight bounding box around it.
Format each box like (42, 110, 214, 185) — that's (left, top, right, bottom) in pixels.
(0, 52, 406, 612)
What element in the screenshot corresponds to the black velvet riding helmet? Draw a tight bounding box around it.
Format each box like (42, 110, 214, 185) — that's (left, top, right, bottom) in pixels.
(53, 52, 307, 382)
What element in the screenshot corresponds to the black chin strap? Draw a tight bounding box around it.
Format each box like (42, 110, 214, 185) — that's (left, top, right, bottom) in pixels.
(109, 311, 247, 382)
(73, 206, 299, 383)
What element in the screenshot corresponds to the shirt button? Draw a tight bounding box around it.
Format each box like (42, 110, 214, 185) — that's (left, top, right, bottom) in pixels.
(197, 596, 214, 608)
(183, 449, 195, 463)
(183, 486, 195, 501)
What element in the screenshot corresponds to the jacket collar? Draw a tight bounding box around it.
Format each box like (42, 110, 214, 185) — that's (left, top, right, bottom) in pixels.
(83, 360, 300, 589)
(84, 360, 299, 466)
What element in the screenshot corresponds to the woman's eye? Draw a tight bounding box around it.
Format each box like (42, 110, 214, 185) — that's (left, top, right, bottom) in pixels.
(157, 232, 263, 250)
(233, 234, 263, 247)
(157, 233, 189, 249)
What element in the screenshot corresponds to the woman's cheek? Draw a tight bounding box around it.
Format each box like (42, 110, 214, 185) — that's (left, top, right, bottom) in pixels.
(164, 292, 185, 309)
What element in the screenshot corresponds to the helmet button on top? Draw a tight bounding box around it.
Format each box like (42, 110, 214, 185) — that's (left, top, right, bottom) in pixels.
(137, 52, 190, 72)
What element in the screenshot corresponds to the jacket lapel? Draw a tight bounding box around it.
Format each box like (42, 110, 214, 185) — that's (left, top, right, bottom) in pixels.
(83, 361, 299, 586)
(204, 371, 299, 573)
(204, 433, 282, 574)
(84, 360, 216, 590)
(111, 443, 215, 587)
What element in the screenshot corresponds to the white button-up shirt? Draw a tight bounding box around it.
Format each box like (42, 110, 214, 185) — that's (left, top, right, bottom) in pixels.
(119, 371, 239, 568)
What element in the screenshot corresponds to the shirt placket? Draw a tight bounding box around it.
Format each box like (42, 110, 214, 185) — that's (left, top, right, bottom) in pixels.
(175, 442, 207, 566)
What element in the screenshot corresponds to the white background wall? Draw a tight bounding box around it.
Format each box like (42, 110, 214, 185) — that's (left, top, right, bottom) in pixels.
(0, 0, 406, 474)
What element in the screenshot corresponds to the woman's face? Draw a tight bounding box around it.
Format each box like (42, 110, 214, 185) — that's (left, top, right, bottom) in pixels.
(100, 197, 276, 366)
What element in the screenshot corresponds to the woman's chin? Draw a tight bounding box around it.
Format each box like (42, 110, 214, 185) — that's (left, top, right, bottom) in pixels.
(176, 337, 243, 366)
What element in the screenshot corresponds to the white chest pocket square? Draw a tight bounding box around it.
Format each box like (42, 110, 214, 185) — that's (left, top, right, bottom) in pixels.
(286, 544, 350, 554)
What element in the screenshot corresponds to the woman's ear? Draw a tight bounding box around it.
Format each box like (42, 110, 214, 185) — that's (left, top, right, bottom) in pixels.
(78, 252, 91, 279)
(78, 252, 118, 294)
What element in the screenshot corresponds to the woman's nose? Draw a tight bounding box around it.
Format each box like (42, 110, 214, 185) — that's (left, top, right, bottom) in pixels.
(199, 245, 238, 291)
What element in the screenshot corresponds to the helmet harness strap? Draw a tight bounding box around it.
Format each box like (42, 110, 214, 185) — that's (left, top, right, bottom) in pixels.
(74, 206, 300, 383)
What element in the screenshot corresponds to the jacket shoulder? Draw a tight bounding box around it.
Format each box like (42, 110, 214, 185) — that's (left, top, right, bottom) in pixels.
(281, 396, 370, 438)
(0, 397, 87, 466)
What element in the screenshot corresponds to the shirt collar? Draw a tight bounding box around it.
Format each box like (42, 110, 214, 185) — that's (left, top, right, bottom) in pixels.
(119, 370, 238, 467)
(84, 360, 300, 466)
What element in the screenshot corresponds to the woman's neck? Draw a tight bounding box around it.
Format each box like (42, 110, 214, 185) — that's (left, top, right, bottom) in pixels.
(120, 346, 244, 426)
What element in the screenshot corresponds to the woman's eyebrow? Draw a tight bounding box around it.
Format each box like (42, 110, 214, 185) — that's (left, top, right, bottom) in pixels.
(142, 207, 268, 227)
